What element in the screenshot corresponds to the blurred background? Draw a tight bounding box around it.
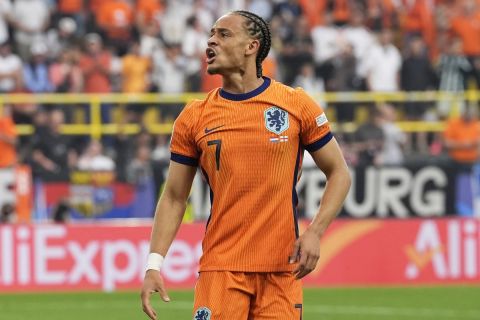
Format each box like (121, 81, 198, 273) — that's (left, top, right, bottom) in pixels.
(0, 0, 479, 319)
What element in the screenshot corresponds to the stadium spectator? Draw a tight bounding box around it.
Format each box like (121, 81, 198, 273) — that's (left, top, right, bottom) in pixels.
(401, 35, 436, 153)
(279, 16, 314, 85)
(139, 21, 163, 58)
(401, 35, 436, 117)
(151, 134, 170, 196)
(49, 48, 84, 93)
(77, 139, 115, 171)
(400, 0, 435, 51)
(0, 105, 17, 168)
(55, 0, 86, 35)
(11, 0, 50, 60)
(96, 0, 134, 56)
(191, 0, 215, 34)
(121, 41, 151, 93)
(151, 133, 170, 196)
(331, 0, 352, 26)
(45, 17, 79, 60)
(343, 9, 375, 86)
(126, 144, 155, 218)
(328, 41, 358, 122)
(378, 103, 406, 165)
(437, 37, 471, 118)
(365, 28, 401, 92)
(298, 0, 327, 29)
(135, 0, 164, 33)
(449, 0, 480, 88)
(0, 0, 12, 45)
(23, 42, 54, 93)
(121, 40, 151, 122)
(182, 16, 208, 92)
(247, 0, 273, 21)
(0, 41, 22, 94)
(310, 12, 339, 84)
(79, 33, 113, 94)
(31, 109, 77, 181)
(353, 107, 385, 167)
(0, 203, 15, 223)
(293, 62, 325, 106)
(152, 43, 186, 94)
(159, 1, 192, 45)
(126, 144, 153, 185)
(272, 0, 303, 41)
(366, 0, 400, 31)
(443, 105, 480, 166)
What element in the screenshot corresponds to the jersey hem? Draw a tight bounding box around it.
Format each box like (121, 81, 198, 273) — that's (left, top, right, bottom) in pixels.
(199, 264, 296, 273)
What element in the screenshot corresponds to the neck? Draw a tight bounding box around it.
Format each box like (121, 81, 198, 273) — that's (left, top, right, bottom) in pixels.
(221, 71, 264, 94)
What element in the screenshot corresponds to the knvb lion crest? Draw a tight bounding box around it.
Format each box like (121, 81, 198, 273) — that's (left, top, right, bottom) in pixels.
(264, 106, 289, 134)
(194, 307, 211, 320)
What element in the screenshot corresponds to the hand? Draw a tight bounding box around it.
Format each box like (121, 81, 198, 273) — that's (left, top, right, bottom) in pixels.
(42, 159, 57, 172)
(289, 229, 320, 279)
(141, 270, 170, 320)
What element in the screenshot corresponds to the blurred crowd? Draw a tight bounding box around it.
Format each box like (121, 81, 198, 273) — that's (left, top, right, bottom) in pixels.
(0, 0, 480, 185)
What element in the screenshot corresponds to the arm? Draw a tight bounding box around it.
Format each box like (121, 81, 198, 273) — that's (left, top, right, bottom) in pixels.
(290, 138, 351, 279)
(141, 161, 197, 320)
(0, 131, 16, 145)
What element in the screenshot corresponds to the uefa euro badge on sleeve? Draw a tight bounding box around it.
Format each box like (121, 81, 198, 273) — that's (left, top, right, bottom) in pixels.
(264, 106, 289, 134)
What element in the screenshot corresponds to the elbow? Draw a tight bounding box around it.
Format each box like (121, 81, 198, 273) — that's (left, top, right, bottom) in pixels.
(341, 165, 352, 191)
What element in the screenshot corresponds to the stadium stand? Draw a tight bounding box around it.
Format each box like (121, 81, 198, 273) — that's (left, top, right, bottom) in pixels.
(0, 0, 479, 222)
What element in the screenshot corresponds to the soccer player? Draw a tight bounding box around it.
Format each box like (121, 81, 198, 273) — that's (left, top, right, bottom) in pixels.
(141, 10, 351, 320)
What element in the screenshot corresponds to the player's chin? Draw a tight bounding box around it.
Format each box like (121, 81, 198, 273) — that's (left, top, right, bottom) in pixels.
(206, 65, 220, 75)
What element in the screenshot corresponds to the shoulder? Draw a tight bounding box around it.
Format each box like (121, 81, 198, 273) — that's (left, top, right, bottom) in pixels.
(176, 95, 211, 123)
(270, 79, 307, 100)
(278, 82, 319, 107)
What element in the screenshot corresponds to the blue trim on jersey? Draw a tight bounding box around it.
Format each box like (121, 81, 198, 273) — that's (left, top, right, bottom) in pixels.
(219, 77, 271, 101)
(304, 132, 333, 153)
(292, 143, 303, 239)
(171, 153, 198, 167)
(201, 167, 214, 231)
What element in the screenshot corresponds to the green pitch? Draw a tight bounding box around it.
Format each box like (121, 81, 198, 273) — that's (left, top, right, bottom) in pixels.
(1, 286, 479, 320)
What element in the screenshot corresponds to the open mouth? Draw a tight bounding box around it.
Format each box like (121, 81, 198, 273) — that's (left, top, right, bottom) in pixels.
(206, 48, 216, 64)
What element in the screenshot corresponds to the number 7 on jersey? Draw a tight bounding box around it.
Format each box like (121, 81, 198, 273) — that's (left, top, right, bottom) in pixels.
(207, 139, 222, 170)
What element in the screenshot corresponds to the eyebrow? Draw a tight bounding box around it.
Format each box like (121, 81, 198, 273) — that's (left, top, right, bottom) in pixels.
(210, 27, 232, 34)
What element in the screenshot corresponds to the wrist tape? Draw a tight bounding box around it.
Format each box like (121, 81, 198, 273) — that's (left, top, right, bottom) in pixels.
(146, 253, 164, 272)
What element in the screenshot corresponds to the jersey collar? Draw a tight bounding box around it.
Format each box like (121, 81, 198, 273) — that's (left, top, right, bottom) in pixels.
(219, 77, 271, 101)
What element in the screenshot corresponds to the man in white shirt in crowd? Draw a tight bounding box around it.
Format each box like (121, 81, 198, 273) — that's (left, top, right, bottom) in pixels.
(365, 28, 402, 92)
(0, 41, 22, 94)
(11, 0, 50, 60)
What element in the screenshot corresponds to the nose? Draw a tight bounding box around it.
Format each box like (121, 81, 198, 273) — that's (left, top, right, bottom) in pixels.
(207, 35, 217, 47)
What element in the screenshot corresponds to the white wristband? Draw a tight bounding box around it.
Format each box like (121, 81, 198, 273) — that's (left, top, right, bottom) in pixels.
(146, 253, 164, 272)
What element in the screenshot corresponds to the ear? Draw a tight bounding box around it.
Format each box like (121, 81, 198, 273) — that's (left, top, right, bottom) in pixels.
(245, 39, 260, 57)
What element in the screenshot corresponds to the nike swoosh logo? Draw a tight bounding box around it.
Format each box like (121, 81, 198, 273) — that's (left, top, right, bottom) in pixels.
(204, 125, 225, 134)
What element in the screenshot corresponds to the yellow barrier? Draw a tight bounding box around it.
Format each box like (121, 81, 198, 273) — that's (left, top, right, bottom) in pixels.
(1, 90, 477, 138)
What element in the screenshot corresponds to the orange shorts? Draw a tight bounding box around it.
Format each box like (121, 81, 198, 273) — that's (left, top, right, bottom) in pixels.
(193, 271, 303, 320)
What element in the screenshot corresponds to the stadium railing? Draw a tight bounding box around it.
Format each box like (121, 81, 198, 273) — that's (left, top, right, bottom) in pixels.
(1, 90, 478, 139)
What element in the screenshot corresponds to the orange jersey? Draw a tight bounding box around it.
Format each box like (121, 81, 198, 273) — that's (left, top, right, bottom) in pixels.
(444, 118, 480, 163)
(170, 78, 332, 272)
(0, 116, 17, 167)
(58, 0, 83, 13)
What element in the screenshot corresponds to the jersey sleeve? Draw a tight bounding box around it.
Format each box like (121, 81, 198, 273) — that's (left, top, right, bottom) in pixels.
(170, 102, 199, 166)
(296, 88, 332, 153)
